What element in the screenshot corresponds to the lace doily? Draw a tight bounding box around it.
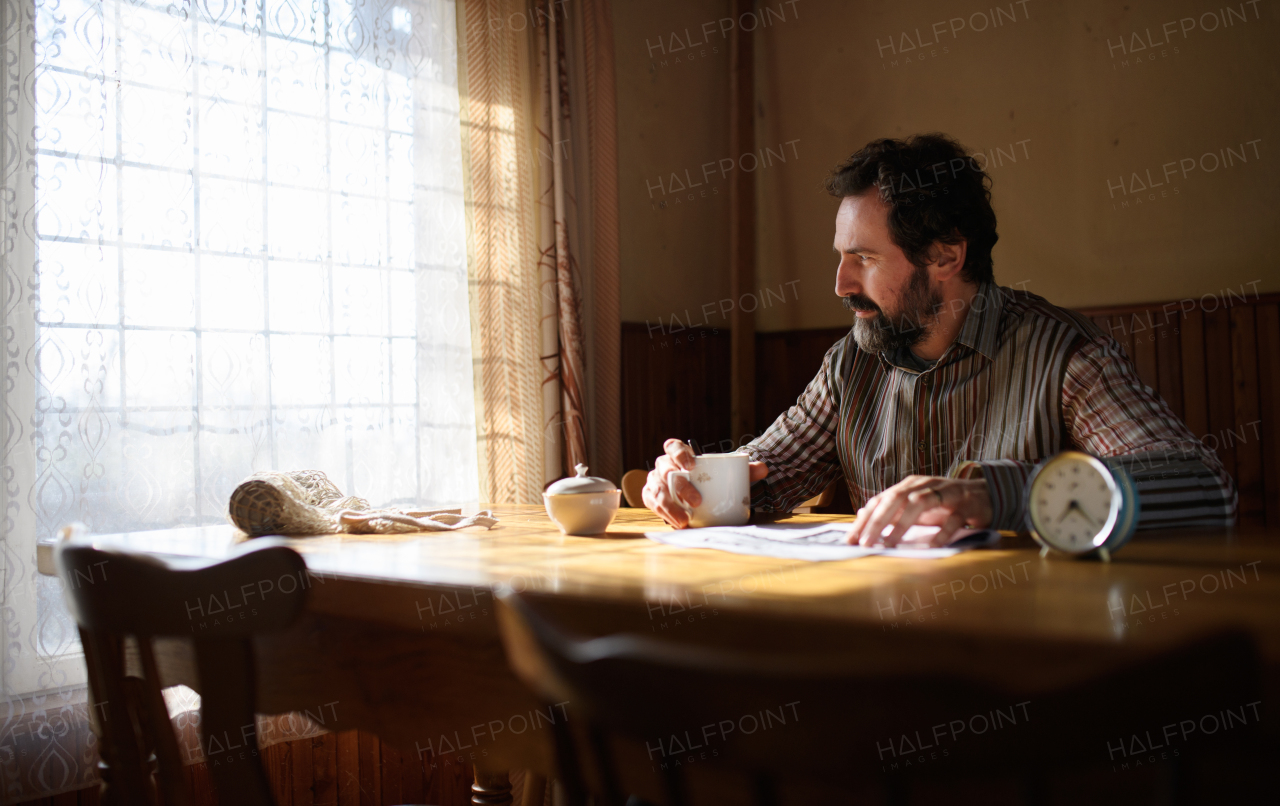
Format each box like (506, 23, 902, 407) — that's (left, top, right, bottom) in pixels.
(227, 470, 497, 537)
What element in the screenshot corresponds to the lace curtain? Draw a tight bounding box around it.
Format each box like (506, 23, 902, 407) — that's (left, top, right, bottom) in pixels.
(1, 0, 476, 798)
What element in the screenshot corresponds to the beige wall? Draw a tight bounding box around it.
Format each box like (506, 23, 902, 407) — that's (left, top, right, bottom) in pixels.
(615, 0, 1280, 331)
(613, 0, 733, 332)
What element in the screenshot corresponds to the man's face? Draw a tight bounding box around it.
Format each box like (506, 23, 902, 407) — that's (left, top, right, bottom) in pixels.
(833, 192, 941, 354)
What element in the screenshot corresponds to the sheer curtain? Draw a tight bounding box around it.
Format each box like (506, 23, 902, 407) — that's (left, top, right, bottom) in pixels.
(457, 0, 621, 504)
(1, 0, 476, 797)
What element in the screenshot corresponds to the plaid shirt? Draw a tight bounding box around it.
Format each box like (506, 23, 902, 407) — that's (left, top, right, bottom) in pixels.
(743, 282, 1237, 531)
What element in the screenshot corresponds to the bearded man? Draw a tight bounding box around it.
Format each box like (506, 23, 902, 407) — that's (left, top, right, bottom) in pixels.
(642, 133, 1235, 545)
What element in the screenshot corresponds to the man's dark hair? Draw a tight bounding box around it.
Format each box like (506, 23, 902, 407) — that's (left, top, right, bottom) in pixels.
(824, 133, 998, 285)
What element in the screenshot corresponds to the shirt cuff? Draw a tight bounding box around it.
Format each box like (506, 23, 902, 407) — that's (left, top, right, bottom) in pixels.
(952, 459, 1036, 531)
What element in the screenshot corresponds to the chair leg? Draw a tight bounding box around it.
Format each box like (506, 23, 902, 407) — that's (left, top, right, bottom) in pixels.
(551, 717, 589, 806)
(751, 773, 779, 806)
(588, 726, 626, 806)
(659, 763, 687, 806)
(472, 770, 514, 805)
(1170, 752, 1192, 806)
(521, 772, 548, 806)
(885, 776, 909, 806)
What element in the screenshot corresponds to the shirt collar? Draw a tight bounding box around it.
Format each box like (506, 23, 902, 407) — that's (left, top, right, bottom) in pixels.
(872, 282, 1003, 372)
(952, 281, 1003, 362)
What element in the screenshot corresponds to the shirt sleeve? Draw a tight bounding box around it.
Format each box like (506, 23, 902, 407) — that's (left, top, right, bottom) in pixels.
(740, 337, 848, 513)
(954, 334, 1238, 531)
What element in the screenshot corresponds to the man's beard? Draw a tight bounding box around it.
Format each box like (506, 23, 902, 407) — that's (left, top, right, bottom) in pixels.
(843, 264, 942, 354)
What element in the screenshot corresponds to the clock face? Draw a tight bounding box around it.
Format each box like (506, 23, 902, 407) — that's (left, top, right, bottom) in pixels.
(1028, 454, 1117, 553)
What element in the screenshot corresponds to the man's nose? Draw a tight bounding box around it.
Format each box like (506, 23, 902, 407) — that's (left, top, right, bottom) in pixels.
(835, 256, 861, 297)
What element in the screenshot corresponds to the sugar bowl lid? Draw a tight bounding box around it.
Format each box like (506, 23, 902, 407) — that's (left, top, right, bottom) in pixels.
(545, 464, 617, 495)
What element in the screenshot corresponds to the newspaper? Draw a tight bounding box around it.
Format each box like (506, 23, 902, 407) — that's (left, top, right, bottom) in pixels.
(644, 522, 1001, 561)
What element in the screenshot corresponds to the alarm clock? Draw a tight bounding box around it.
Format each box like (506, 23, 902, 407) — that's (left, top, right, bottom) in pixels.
(1024, 451, 1140, 561)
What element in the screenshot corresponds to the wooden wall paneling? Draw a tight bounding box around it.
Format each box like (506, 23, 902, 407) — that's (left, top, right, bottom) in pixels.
(398, 739, 425, 804)
(379, 738, 402, 806)
(1090, 316, 1110, 345)
(1154, 309, 1184, 419)
(336, 730, 361, 805)
(618, 326, 643, 474)
(754, 328, 848, 435)
(265, 741, 292, 806)
(420, 749, 436, 803)
(313, 732, 339, 806)
(619, 324, 732, 474)
(1230, 306, 1264, 527)
(424, 755, 473, 806)
(1179, 308, 1209, 440)
(421, 751, 440, 806)
(357, 731, 381, 805)
(290, 730, 314, 805)
(1257, 303, 1280, 527)
(753, 332, 787, 435)
(1108, 314, 1137, 363)
(186, 762, 216, 806)
(696, 328, 734, 452)
(620, 324, 649, 473)
(1202, 308, 1238, 490)
(1129, 311, 1160, 391)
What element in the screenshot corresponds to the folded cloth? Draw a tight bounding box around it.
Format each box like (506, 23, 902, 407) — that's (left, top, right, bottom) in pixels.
(227, 469, 497, 537)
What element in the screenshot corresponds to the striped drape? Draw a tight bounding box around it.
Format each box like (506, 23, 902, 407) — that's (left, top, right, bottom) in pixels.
(579, 0, 624, 490)
(534, 0, 623, 487)
(459, 0, 622, 501)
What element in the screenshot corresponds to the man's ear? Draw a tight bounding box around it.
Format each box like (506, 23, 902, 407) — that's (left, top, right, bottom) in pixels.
(928, 237, 968, 282)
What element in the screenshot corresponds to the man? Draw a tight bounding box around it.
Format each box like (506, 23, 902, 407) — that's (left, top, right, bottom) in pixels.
(643, 134, 1235, 546)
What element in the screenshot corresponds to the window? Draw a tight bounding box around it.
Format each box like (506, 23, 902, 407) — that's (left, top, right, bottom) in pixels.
(3, 0, 476, 695)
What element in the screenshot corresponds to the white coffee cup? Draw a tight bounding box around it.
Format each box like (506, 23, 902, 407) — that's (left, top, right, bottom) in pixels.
(667, 452, 751, 528)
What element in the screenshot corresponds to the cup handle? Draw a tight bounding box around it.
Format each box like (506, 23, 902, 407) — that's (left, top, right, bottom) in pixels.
(667, 470, 694, 514)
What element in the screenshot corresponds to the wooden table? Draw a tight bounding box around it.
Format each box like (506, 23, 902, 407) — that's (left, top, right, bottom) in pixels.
(42, 506, 1280, 804)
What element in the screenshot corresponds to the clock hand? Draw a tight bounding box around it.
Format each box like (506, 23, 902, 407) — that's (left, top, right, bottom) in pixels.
(1056, 501, 1074, 524)
(1067, 500, 1103, 532)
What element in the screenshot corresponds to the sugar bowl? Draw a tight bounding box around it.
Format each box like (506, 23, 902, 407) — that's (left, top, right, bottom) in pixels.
(543, 464, 621, 536)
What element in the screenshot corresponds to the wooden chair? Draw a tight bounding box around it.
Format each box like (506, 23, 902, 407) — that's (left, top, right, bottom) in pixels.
(496, 590, 1265, 805)
(621, 469, 647, 507)
(55, 525, 432, 806)
(793, 478, 836, 513)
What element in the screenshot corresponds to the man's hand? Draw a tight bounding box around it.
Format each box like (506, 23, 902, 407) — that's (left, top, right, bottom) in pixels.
(642, 439, 768, 528)
(847, 475, 992, 547)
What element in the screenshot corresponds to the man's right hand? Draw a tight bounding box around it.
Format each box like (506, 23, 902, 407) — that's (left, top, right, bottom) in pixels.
(642, 439, 768, 528)
(642, 439, 702, 528)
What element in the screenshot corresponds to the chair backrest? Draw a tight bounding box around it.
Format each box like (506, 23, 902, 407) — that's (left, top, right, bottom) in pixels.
(496, 590, 1261, 806)
(620, 469, 647, 508)
(56, 526, 309, 806)
(794, 478, 837, 511)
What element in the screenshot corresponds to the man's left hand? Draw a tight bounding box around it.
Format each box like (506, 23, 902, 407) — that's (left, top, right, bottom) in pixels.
(847, 475, 993, 547)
